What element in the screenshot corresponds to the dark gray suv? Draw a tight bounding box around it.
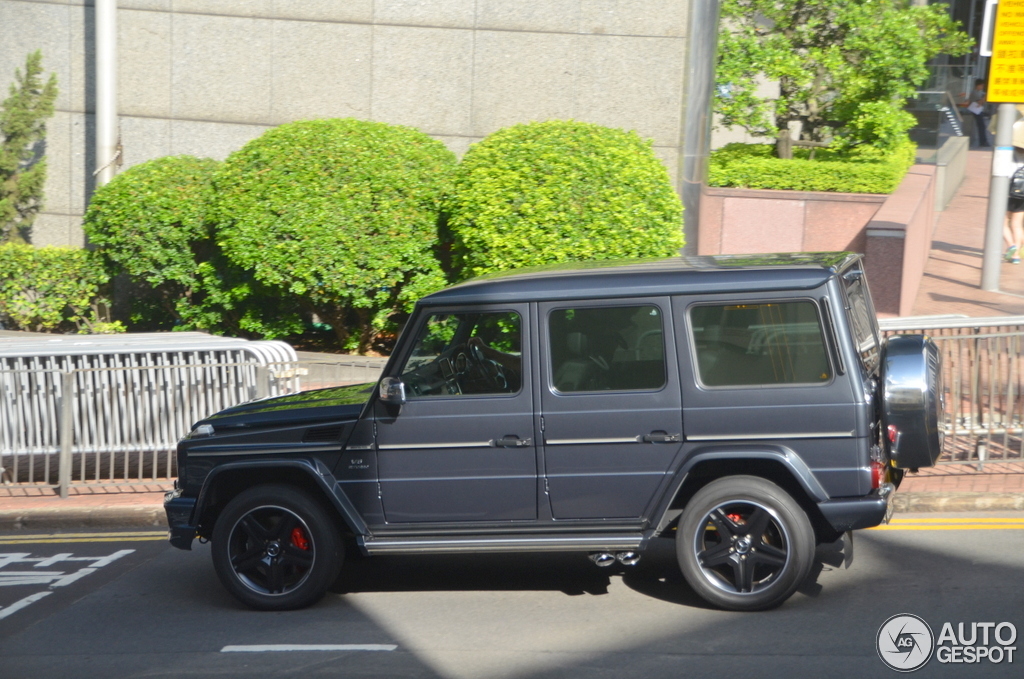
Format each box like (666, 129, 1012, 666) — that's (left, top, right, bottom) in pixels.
(165, 253, 943, 612)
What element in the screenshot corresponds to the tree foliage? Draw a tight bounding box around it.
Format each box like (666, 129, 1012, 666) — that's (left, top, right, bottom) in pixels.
(0, 243, 123, 333)
(715, 0, 971, 157)
(213, 119, 454, 352)
(0, 50, 58, 243)
(444, 120, 684, 280)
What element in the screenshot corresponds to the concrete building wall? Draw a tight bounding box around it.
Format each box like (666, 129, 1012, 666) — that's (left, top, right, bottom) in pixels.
(1, 0, 695, 248)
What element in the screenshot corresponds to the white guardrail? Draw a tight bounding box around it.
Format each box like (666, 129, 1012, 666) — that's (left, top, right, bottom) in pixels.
(0, 333, 382, 496)
(2, 316, 1021, 495)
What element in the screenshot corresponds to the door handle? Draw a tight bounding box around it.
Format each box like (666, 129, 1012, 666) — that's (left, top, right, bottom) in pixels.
(643, 432, 681, 443)
(495, 435, 532, 447)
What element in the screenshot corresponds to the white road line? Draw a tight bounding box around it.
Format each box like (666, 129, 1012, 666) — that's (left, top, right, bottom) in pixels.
(0, 591, 52, 621)
(220, 644, 398, 653)
(34, 553, 73, 568)
(0, 549, 136, 620)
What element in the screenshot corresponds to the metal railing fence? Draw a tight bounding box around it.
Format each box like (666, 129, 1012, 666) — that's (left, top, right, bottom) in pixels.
(0, 356, 382, 496)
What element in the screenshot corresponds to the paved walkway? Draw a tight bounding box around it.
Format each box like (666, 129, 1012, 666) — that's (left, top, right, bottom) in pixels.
(2, 150, 1024, 528)
(912, 150, 1024, 315)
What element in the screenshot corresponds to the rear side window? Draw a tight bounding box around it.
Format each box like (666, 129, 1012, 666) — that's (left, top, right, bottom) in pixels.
(690, 302, 832, 387)
(548, 305, 666, 393)
(843, 269, 881, 374)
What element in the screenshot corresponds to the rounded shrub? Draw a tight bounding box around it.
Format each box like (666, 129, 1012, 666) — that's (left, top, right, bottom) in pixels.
(214, 119, 455, 352)
(83, 155, 230, 331)
(84, 155, 217, 288)
(443, 120, 684, 280)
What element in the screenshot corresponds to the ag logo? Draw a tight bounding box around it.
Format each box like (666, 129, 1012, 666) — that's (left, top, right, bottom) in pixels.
(877, 614, 935, 672)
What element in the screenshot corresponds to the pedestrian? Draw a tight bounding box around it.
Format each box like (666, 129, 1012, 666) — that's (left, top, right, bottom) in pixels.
(961, 79, 991, 148)
(1003, 120, 1024, 263)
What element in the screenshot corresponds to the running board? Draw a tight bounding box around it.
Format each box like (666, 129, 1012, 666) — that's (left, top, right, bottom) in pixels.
(359, 533, 644, 555)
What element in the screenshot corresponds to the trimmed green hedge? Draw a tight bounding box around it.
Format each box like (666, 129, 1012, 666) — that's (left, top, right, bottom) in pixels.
(214, 119, 455, 352)
(708, 141, 917, 194)
(83, 155, 228, 331)
(0, 243, 122, 333)
(444, 120, 684, 280)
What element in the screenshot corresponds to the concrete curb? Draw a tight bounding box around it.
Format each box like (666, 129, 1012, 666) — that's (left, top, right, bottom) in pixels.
(0, 505, 167, 531)
(893, 492, 1024, 513)
(2, 492, 1024, 532)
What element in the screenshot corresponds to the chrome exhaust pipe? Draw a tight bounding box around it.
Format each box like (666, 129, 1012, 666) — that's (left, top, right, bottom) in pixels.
(589, 552, 616, 567)
(616, 551, 640, 566)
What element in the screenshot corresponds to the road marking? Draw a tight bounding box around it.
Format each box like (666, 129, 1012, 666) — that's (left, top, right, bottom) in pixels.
(870, 518, 1024, 531)
(0, 531, 166, 545)
(0, 549, 134, 620)
(221, 644, 398, 653)
(889, 517, 1024, 523)
(0, 591, 52, 621)
(870, 525, 1024, 530)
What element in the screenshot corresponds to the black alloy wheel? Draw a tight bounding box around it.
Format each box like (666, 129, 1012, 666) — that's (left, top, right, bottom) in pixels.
(212, 484, 342, 610)
(677, 476, 815, 611)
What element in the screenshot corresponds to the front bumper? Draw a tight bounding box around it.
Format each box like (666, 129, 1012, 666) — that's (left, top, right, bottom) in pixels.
(817, 482, 895, 533)
(164, 488, 198, 550)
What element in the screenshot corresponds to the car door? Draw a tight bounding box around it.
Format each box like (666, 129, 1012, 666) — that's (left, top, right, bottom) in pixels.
(539, 298, 683, 520)
(374, 304, 537, 524)
(674, 292, 865, 497)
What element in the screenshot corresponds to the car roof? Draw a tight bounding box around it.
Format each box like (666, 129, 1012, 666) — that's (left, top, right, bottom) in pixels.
(420, 252, 860, 306)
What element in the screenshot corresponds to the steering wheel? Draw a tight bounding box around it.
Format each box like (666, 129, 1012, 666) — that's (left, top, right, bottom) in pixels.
(469, 340, 508, 391)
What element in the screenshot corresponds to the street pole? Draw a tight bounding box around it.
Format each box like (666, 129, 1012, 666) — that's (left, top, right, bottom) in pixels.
(95, 0, 118, 187)
(981, 103, 1018, 291)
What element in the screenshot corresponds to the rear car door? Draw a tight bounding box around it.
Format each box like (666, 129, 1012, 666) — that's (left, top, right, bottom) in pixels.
(674, 292, 865, 497)
(538, 298, 683, 520)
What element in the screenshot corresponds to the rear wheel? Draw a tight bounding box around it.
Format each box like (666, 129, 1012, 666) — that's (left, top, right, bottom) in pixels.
(212, 484, 342, 610)
(676, 476, 815, 611)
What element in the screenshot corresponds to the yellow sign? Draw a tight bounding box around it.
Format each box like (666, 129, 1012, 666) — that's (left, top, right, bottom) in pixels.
(991, 0, 1024, 102)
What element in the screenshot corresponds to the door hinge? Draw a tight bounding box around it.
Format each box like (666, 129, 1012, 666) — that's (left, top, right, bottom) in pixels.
(540, 416, 545, 432)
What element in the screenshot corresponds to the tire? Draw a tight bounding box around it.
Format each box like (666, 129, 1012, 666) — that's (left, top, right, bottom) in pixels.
(676, 476, 815, 611)
(211, 484, 343, 611)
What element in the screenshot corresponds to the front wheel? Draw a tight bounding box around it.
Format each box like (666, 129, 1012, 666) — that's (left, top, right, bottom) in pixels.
(676, 476, 815, 611)
(211, 484, 342, 610)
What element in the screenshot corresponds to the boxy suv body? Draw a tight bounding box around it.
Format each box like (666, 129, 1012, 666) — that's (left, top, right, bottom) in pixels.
(165, 253, 943, 611)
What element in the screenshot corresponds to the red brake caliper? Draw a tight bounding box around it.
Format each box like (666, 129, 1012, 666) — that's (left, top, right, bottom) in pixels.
(290, 526, 310, 550)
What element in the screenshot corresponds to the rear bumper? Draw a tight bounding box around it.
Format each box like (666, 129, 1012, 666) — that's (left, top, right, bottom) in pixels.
(164, 489, 197, 550)
(817, 483, 895, 532)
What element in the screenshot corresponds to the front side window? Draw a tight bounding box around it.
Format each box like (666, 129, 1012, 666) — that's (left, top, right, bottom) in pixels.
(399, 310, 521, 397)
(691, 301, 832, 387)
(548, 305, 666, 393)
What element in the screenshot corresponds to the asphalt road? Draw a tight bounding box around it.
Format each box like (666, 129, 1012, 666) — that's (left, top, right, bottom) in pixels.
(0, 514, 1021, 679)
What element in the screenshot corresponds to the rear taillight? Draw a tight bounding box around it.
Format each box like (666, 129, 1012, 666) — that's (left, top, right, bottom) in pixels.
(871, 459, 886, 489)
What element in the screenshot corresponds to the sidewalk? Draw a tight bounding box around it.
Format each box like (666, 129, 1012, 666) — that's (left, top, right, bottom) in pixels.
(1, 150, 1023, 530)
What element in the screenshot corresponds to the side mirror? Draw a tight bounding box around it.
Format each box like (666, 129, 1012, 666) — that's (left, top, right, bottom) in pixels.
(379, 376, 406, 405)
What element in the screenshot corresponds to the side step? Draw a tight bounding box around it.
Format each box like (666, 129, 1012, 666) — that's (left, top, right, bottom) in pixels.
(359, 533, 644, 556)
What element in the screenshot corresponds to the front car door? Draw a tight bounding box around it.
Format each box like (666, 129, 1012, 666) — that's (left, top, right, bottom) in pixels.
(374, 304, 537, 524)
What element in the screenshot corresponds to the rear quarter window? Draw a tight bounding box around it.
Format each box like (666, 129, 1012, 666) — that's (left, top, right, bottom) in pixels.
(690, 301, 832, 388)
